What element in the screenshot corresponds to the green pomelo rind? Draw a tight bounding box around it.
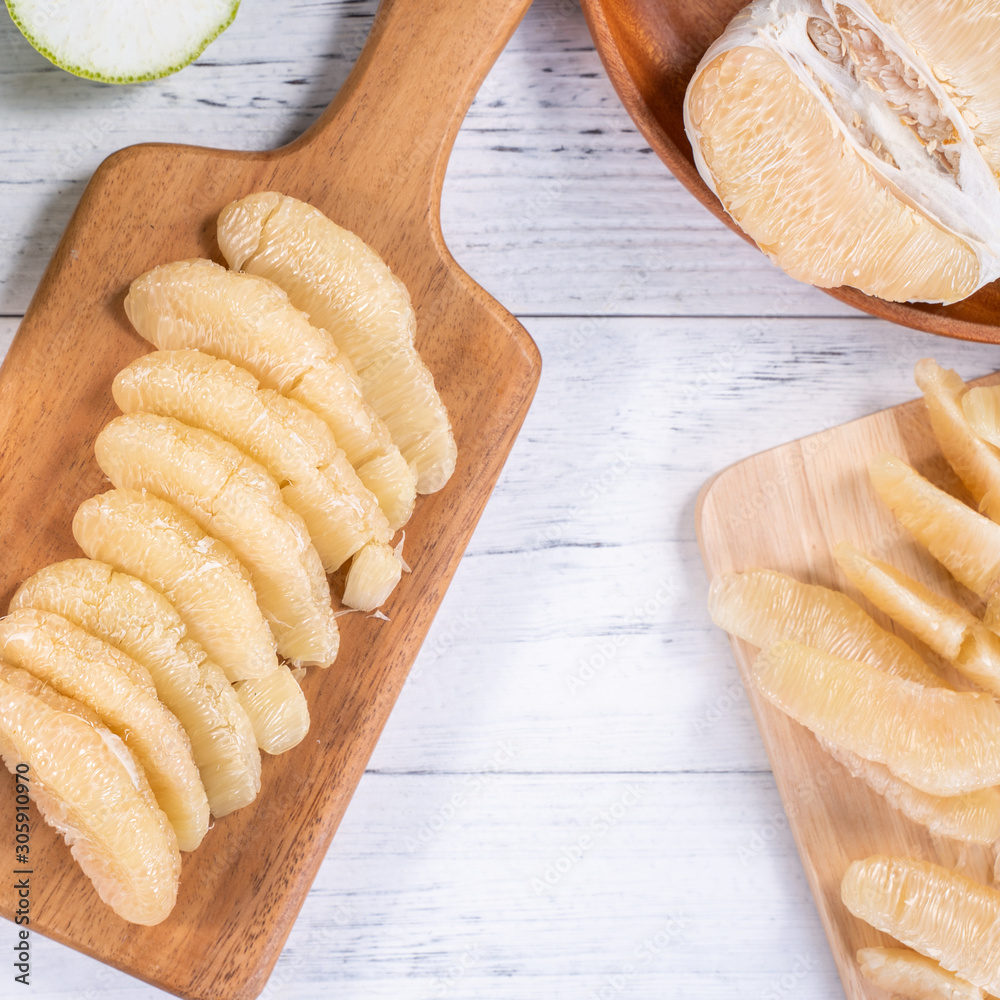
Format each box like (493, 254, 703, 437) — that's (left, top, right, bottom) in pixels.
(3, 0, 240, 84)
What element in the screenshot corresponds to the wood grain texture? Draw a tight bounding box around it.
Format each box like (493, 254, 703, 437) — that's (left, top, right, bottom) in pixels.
(0, 1, 538, 998)
(579, 0, 1000, 344)
(697, 372, 1000, 999)
(10, 2, 1000, 997)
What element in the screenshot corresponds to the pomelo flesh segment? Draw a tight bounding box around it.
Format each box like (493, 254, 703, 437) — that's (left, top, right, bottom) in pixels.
(868, 453, 1000, 598)
(217, 192, 456, 495)
(0, 662, 105, 726)
(95, 413, 339, 668)
(0, 609, 209, 851)
(915, 359, 1000, 523)
(822, 740, 1000, 845)
(962, 385, 1000, 450)
(834, 541, 1000, 697)
(708, 567, 942, 685)
(10, 559, 261, 817)
(709, 567, 1000, 839)
(234, 668, 310, 755)
(843, 856, 1000, 994)
(856, 947, 983, 1000)
(865, 0, 1000, 175)
(0, 667, 180, 925)
(342, 540, 404, 613)
(683, 0, 1000, 304)
(113, 349, 393, 578)
(123, 259, 416, 531)
(753, 640, 1000, 795)
(72, 489, 278, 682)
(685, 43, 981, 304)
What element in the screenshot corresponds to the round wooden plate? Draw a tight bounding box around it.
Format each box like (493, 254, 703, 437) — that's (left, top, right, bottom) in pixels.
(580, 0, 1000, 344)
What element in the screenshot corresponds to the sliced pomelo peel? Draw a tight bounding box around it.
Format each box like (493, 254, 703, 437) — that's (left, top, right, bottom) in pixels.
(5, 0, 240, 83)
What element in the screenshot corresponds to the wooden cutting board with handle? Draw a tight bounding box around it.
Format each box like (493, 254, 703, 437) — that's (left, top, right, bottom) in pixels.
(697, 372, 1000, 998)
(0, 1, 539, 997)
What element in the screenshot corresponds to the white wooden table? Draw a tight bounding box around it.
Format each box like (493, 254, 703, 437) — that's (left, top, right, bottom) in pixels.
(4, 2, 1000, 997)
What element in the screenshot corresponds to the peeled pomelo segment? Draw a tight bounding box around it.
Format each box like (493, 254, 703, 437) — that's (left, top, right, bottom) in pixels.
(753, 640, 1000, 795)
(868, 453, 1000, 598)
(857, 946, 983, 1000)
(865, 0, 1000, 175)
(915, 359, 1000, 522)
(113, 350, 393, 577)
(684, 43, 982, 304)
(73, 489, 278, 682)
(822, 740, 1000, 845)
(95, 412, 339, 668)
(234, 669, 310, 755)
(707, 567, 942, 685)
(217, 192, 457, 494)
(0, 667, 180, 925)
(684, 0, 1000, 305)
(962, 385, 1000, 450)
(0, 608, 209, 852)
(123, 259, 416, 531)
(4, 0, 239, 84)
(834, 541, 1000, 697)
(0, 661, 105, 726)
(343, 540, 403, 612)
(11, 558, 261, 818)
(842, 855, 1000, 994)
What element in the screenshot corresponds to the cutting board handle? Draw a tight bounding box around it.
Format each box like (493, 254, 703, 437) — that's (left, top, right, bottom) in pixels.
(288, 0, 534, 221)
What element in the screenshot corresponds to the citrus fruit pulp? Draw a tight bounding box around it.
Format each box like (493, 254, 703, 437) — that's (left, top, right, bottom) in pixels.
(0, 609, 208, 851)
(94, 413, 339, 668)
(123, 259, 416, 531)
(217, 192, 457, 494)
(0, 666, 180, 924)
(843, 855, 1000, 994)
(11, 559, 261, 816)
(753, 640, 1000, 795)
(72, 489, 278, 682)
(683, 0, 1000, 304)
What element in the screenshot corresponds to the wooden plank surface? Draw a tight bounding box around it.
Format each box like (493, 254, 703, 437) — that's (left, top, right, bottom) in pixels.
(697, 374, 1000, 999)
(8, 0, 1000, 997)
(0, 1, 538, 998)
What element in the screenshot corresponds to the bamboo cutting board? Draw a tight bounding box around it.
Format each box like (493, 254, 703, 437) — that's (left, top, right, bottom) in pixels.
(0, 1, 538, 998)
(696, 374, 1000, 999)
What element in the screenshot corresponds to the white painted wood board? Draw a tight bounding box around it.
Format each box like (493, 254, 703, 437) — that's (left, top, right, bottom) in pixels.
(4, 0, 1000, 997)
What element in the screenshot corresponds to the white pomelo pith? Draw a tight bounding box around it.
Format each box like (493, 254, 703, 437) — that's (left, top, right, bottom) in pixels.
(684, 0, 1000, 303)
(5, 0, 239, 83)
